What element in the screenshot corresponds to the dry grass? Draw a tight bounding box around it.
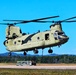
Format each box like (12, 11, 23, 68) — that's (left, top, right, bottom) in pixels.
(0, 63, 15, 66)
(0, 63, 76, 75)
(0, 69, 76, 75)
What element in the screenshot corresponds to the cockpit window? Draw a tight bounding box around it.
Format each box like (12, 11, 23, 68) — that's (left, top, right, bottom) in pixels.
(54, 32, 58, 40)
(54, 31, 66, 40)
(58, 32, 64, 35)
(20, 29, 22, 33)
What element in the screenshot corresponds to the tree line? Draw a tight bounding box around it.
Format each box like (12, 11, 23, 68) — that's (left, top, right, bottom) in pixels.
(0, 55, 76, 63)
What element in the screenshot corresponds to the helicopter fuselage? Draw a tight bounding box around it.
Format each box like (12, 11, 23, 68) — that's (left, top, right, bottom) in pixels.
(4, 28, 69, 52)
(2, 16, 76, 55)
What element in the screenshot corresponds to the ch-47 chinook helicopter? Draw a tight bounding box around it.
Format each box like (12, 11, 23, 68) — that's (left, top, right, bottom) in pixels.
(1, 15, 76, 56)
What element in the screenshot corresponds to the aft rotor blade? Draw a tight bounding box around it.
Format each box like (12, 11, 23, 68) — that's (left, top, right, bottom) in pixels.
(31, 15, 59, 21)
(18, 16, 59, 24)
(29, 20, 55, 23)
(0, 23, 17, 25)
(3, 16, 59, 22)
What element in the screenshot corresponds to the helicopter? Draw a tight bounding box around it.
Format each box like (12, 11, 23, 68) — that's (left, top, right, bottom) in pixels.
(1, 15, 76, 56)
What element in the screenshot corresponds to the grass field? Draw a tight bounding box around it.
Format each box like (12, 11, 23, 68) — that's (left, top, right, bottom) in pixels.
(0, 69, 76, 75)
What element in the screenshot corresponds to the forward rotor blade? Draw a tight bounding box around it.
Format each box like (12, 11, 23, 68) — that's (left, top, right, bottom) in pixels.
(30, 20, 76, 23)
(62, 20, 76, 22)
(62, 16, 76, 22)
(0, 23, 10, 25)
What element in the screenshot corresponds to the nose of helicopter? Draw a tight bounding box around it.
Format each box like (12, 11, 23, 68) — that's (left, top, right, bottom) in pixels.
(63, 36, 69, 43)
(59, 35, 69, 44)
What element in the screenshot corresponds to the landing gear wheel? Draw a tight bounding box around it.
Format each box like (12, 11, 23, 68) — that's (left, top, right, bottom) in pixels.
(8, 52, 12, 56)
(34, 49, 38, 54)
(24, 51, 27, 55)
(48, 49, 53, 53)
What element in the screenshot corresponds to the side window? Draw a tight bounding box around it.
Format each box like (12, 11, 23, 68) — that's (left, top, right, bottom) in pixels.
(45, 33, 49, 40)
(14, 41, 16, 44)
(54, 33, 58, 40)
(37, 37, 40, 40)
(20, 29, 22, 33)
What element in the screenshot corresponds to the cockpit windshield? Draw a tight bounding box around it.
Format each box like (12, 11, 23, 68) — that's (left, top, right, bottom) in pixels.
(58, 32, 64, 35)
(54, 31, 66, 40)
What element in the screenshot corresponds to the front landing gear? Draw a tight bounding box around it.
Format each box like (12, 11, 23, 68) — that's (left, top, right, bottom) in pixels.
(8, 52, 12, 56)
(48, 48, 53, 53)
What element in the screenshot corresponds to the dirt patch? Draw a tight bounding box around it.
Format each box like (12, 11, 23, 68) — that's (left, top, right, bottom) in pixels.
(0, 63, 76, 66)
(37, 63, 76, 66)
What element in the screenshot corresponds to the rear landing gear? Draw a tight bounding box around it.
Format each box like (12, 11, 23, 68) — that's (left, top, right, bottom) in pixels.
(24, 51, 27, 55)
(34, 49, 38, 54)
(48, 48, 53, 53)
